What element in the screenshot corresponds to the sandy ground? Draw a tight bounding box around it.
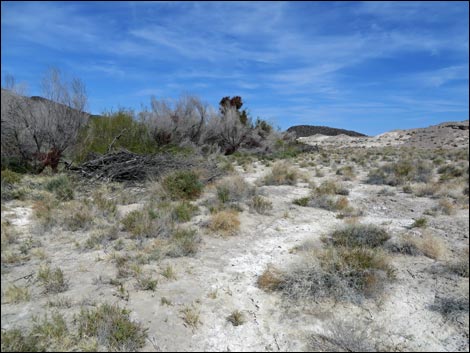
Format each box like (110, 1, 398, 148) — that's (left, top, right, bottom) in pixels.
(1, 152, 469, 351)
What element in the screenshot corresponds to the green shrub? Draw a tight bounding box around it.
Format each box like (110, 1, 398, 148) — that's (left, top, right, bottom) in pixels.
(293, 197, 310, 206)
(410, 217, 427, 228)
(75, 111, 159, 162)
(172, 201, 198, 222)
(162, 170, 203, 200)
(45, 174, 74, 201)
(1, 169, 22, 185)
(329, 224, 390, 248)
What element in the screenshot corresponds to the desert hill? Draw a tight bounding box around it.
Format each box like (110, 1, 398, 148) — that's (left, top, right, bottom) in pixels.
(287, 124, 367, 138)
(299, 120, 469, 149)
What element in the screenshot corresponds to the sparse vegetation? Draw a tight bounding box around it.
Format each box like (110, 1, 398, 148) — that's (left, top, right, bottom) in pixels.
(37, 265, 69, 294)
(180, 305, 201, 329)
(249, 195, 273, 214)
(328, 224, 390, 248)
(261, 161, 299, 185)
(162, 170, 203, 200)
(209, 210, 240, 235)
(77, 303, 148, 351)
(227, 310, 245, 326)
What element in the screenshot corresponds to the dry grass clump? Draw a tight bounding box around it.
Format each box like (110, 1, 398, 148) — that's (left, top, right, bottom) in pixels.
(249, 195, 273, 214)
(384, 235, 423, 256)
(215, 175, 254, 204)
(413, 183, 441, 198)
(445, 248, 469, 277)
(433, 198, 456, 215)
(37, 265, 69, 294)
(335, 165, 356, 180)
(77, 303, 148, 351)
(33, 194, 59, 229)
(307, 320, 377, 352)
(180, 305, 201, 329)
(261, 161, 299, 185)
(256, 265, 284, 292)
(60, 200, 93, 231)
(135, 275, 158, 291)
(1, 312, 71, 352)
(3, 284, 31, 303)
(328, 224, 390, 248)
(209, 210, 240, 235)
(121, 204, 172, 239)
(308, 195, 350, 212)
(410, 232, 447, 260)
(314, 180, 349, 196)
(366, 159, 433, 186)
(165, 227, 199, 257)
(227, 310, 245, 326)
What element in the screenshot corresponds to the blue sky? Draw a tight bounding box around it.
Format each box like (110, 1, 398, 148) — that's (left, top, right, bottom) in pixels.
(1, 1, 469, 135)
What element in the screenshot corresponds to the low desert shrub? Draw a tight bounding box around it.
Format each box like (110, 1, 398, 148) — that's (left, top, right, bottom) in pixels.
(172, 201, 198, 222)
(293, 197, 310, 207)
(411, 232, 447, 260)
(166, 228, 199, 257)
(77, 303, 148, 351)
(37, 265, 69, 294)
(61, 201, 93, 231)
(329, 224, 390, 248)
(1, 169, 22, 185)
(215, 175, 253, 204)
(249, 195, 273, 214)
(279, 246, 394, 302)
(209, 210, 240, 235)
(44, 174, 74, 201)
(261, 161, 299, 185)
(410, 217, 427, 228)
(162, 170, 203, 200)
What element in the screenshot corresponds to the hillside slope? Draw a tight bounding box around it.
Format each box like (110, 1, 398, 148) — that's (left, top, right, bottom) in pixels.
(287, 125, 367, 137)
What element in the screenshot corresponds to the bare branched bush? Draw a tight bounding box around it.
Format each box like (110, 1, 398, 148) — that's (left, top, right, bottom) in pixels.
(2, 68, 88, 172)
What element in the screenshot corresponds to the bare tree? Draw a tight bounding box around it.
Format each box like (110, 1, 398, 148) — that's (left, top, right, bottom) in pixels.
(1, 68, 88, 172)
(144, 95, 211, 146)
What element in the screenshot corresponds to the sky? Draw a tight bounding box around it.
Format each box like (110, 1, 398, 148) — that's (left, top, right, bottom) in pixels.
(1, 1, 469, 136)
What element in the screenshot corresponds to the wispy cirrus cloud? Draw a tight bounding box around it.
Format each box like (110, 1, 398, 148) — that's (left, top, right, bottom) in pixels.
(2, 1, 468, 135)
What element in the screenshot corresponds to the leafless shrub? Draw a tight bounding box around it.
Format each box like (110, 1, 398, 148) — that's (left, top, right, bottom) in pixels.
(2, 68, 88, 171)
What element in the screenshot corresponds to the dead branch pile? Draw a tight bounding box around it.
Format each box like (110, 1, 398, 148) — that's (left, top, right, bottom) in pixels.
(70, 150, 220, 182)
